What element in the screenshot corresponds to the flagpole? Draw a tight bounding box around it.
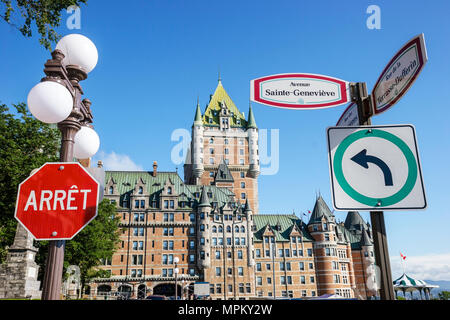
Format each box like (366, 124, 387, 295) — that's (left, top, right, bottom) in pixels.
(400, 252, 405, 274)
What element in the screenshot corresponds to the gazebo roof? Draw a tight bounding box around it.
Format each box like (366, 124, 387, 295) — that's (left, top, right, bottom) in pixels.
(393, 273, 438, 292)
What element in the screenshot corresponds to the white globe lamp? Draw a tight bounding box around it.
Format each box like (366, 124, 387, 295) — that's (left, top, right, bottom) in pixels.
(73, 126, 100, 159)
(27, 81, 73, 124)
(56, 34, 98, 73)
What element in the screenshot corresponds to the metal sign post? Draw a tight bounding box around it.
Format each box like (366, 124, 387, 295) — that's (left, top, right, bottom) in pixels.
(352, 82, 395, 300)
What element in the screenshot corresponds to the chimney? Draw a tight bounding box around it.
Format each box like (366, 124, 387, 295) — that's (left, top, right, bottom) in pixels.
(152, 161, 158, 177)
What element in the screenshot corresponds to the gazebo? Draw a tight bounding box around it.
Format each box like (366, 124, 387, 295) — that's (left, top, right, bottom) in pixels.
(393, 273, 439, 300)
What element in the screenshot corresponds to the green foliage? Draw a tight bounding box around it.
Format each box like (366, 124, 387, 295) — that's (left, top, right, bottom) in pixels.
(438, 291, 450, 300)
(396, 296, 406, 300)
(0, 0, 88, 50)
(0, 102, 60, 262)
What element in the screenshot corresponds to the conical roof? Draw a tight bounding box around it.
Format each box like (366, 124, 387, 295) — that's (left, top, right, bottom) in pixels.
(194, 98, 202, 125)
(308, 195, 333, 224)
(247, 104, 257, 129)
(360, 228, 373, 247)
(198, 186, 210, 207)
(243, 198, 252, 212)
(344, 211, 365, 230)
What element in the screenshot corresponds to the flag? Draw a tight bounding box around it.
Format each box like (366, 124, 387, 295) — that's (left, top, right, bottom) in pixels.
(400, 252, 406, 260)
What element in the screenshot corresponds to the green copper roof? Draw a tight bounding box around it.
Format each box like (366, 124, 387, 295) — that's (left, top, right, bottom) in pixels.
(105, 171, 233, 208)
(247, 104, 257, 129)
(253, 214, 313, 242)
(336, 223, 364, 249)
(202, 81, 247, 127)
(194, 99, 202, 125)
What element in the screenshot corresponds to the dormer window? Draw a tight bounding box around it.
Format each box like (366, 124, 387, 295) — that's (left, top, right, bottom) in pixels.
(109, 186, 114, 195)
(138, 186, 143, 195)
(323, 223, 328, 231)
(167, 187, 172, 195)
(123, 195, 129, 208)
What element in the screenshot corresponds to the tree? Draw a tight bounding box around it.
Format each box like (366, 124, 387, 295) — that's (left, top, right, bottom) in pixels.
(0, 102, 60, 262)
(0, 0, 88, 50)
(438, 291, 450, 300)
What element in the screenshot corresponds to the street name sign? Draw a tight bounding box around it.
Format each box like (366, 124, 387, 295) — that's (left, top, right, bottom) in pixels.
(15, 162, 100, 240)
(327, 125, 426, 211)
(250, 73, 350, 109)
(336, 102, 359, 126)
(372, 34, 428, 115)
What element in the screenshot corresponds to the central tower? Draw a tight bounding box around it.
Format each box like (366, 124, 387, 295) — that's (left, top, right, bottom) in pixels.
(184, 79, 260, 213)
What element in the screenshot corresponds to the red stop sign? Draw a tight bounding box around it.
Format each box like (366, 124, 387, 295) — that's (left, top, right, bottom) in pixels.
(15, 162, 99, 240)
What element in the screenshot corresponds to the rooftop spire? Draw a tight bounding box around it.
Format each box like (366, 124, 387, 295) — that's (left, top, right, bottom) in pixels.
(247, 103, 257, 129)
(194, 97, 202, 125)
(198, 186, 210, 207)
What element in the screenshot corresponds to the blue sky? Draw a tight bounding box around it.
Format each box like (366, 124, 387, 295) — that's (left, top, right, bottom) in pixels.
(1, 0, 449, 280)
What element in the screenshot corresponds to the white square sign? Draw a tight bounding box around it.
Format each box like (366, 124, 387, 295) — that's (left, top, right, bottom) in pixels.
(327, 125, 426, 211)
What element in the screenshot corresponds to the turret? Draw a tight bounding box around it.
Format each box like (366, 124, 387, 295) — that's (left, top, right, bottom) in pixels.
(360, 228, 377, 298)
(197, 186, 211, 269)
(192, 99, 204, 181)
(247, 104, 259, 178)
(244, 199, 255, 267)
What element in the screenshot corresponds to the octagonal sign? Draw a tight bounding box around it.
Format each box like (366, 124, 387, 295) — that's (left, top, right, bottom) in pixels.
(15, 162, 100, 240)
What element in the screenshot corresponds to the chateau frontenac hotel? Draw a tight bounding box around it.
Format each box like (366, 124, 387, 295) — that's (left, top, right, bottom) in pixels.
(88, 80, 378, 300)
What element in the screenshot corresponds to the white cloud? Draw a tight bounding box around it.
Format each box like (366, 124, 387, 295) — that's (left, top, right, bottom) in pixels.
(94, 151, 143, 171)
(390, 252, 450, 281)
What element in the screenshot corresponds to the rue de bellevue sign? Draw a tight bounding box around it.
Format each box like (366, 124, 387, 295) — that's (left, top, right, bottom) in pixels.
(250, 73, 350, 109)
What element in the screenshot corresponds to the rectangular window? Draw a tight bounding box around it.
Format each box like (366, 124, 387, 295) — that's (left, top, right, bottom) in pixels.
(255, 249, 261, 258)
(140, 200, 145, 208)
(238, 267, 243, 276)
(300, 276, 306, 284)
(257, 277, 262, 286)
(216, 267, 221, 276)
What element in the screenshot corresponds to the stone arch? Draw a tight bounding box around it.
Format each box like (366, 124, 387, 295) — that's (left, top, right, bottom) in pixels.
(97, 284, 111, 296)
(152, 283, 182, 298)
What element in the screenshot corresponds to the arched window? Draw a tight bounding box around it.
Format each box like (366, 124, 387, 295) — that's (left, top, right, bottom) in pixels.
(212, 226, 217, 233)
(138, 186, 143, 194)
(235, 226, 239, 233)
(209, 138, 214, 144)
(218, 226, 223, 233)
(241, 226, 245, 233)
(167, 187, 172, 195)
(226, 226, 231, 233)
(109, 186, 114, 194)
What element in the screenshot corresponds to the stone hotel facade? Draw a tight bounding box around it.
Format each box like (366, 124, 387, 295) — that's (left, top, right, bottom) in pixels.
(87, 80, 377, 300)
